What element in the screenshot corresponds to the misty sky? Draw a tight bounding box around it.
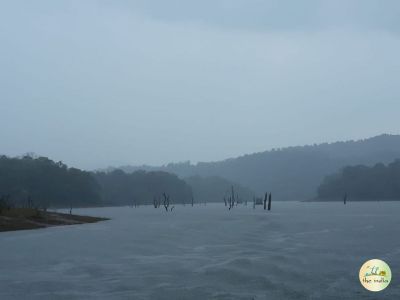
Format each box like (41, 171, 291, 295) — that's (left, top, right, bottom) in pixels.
(1, 0, 400, 169)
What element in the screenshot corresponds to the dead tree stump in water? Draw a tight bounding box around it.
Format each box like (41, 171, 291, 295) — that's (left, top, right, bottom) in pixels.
(153, 197, 158, 208)
(163, 193, 170, 211)
(263, 193, 268, 210)
(267, 193, 272, 211)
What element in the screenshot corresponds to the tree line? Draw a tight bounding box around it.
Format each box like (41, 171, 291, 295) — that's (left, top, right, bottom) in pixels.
(0, 155, 193, 208)
(317, 160, 400, 200)
(94, 169, 192, 206)
(0, 155, 100, 208)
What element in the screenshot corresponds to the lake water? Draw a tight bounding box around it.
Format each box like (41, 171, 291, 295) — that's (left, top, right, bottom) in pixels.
(0, 202, 399, 299)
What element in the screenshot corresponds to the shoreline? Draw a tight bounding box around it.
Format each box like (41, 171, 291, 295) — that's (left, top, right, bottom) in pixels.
(306, 198, 400, 202)
(0, 208, 109, 232)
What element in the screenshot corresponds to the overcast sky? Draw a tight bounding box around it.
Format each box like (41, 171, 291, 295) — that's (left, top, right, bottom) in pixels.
(1, 0, 400, 169)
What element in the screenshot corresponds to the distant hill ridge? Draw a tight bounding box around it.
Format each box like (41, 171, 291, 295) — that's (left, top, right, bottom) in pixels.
(115, 134, 400, 200)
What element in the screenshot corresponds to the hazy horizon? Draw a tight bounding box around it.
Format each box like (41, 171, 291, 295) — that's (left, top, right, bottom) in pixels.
(106, 132, 400, 168)
(1, 0, 400, 169)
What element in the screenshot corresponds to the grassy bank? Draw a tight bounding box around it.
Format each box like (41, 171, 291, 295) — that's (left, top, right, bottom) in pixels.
(0, 208, 109, 232)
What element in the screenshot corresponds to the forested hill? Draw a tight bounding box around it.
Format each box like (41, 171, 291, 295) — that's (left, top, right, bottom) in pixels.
(116, 134, 400, 200)
(0, 155, 101, 207)
(0, 156, 193, 208)
(317, 160, 400, 201)
(94, 170, 193, 206)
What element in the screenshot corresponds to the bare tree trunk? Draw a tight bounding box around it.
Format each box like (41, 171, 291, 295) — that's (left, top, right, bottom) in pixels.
(267, 193, 272, 211)
(163, 192, 170, 211)
(153, 197, 158, 208)
(231, 186, 235, 208)
(263, 192, 267, 210)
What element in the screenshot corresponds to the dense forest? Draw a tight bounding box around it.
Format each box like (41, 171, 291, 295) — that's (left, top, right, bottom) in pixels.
(317, 160, 400, 201)
(184, 176, 254, 204)
(117, 134, 400, 200)
(0, 155, 193, 208)
(94, 170, 193, 206)
(0, 155, 101, 208)
(3, 134, 400, 206)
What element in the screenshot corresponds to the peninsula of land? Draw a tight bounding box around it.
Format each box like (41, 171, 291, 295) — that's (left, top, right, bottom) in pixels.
(0, 208, 108, 232)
